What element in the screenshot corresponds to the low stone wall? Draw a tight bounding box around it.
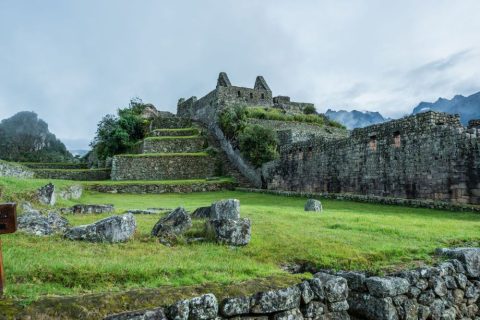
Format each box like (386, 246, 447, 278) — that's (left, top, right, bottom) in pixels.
(151, 128, 200, 137)
(142, 137, 205, 153)
(337, 248, 480, 319)
(21, 162, 88, 169)
(0, 160, 34, 178)
(150, 116, 192, 130)
(236, 188, 480, 212)
(106, 272, 349, 320)
(33, 168, 111, 181)
(88, 180, 236, 194)
(105, 248, 480, 320)
(111, 154, 216, 181)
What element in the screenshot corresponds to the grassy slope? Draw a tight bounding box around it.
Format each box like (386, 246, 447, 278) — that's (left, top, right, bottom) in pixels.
(2, 182, 480, 300)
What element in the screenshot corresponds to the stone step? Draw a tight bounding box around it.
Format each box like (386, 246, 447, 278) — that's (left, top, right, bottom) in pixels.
(111, 153, 216, 180)
(151, 128, 200, 137)
(141, 136, 206, 153)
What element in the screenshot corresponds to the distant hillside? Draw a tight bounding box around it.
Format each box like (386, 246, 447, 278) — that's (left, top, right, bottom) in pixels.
(412, 91, 480, 125)
(325, 109, 390, 129)
(0, 111, 73, 162)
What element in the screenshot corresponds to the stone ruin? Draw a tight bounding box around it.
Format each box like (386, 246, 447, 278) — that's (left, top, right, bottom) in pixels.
(173, 72, 480, 206)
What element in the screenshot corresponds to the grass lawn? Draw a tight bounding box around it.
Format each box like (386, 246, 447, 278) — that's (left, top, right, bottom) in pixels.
(2, 178, 480, 301)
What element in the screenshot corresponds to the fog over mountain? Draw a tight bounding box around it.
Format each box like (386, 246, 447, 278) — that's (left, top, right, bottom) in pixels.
(325, 109, 390, 129)
(412, 91, 480, 125)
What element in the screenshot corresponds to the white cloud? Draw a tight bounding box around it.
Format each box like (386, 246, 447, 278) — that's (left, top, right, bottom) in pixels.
(0, 0, 480, 148)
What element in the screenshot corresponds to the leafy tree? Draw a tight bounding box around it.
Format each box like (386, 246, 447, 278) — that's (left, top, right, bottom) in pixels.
(90, 98, 150, 160)
(238, 124, 279, 168)
(303, 105, 316, 115)
(218, 105, 247, 141)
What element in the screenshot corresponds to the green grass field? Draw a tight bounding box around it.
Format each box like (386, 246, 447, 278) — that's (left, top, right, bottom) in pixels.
(2, 177, 480, 302)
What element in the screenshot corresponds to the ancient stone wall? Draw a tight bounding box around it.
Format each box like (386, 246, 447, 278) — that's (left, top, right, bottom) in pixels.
(88, 180, 235, 194)
(33, 168, 111, 181)
(264, 111, 480, 204)
(142, 137, 205, 153)
(111, 154, 216, 181)
(0, 160, 34, 178)
(106, 248, 480, 320)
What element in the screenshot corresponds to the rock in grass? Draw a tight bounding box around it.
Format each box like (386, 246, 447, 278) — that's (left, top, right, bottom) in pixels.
(436, 247, 480, 277)
(37, 183, 56, 206)
(58, 185, 83, 200)
(151, 207, 192, 236)
(17, 210, 69, 236)
(210, 199, 240, 220)
(64, 213, 136, 243)
(192, 206, 211, 219)
(71, 204, 115, 214)
(205, 218, 251, 246)
(304, 199, 322, 212)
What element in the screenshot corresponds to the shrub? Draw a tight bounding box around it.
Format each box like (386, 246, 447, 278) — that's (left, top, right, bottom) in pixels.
(238, 124, 278, 167)
(218, 105, 247, 140)
(303, 105, 316, 115)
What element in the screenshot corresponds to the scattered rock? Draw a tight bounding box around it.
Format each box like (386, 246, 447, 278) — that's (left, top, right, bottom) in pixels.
(17, 210, 69, 236)
(151, 207, 192, 245)
(210, 199, 240, 220)
(37, 183, 56, 206)
(70, 204, 115, 214)
(64, 213, 136, 243)
(19, 201, 34, 213)
(304, 199, 322, 212)
(189, 294, 218, 320)
(250, 286, 301, 314)
(205, 218, 251, 246)
(192, 206, 211, 219)
(58, 185, 83, 200)
(125, 209, 160, 215)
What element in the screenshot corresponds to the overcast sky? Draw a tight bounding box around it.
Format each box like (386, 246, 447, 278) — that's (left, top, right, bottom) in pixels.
(1, 0, 480, 150)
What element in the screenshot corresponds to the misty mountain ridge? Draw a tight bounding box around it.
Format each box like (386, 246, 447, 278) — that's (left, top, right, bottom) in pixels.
(412, 91, 480, 125)
(325, 109, 391, 129)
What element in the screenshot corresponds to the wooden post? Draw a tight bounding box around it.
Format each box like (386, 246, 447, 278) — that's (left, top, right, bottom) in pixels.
(0, 238, 4, 296)
(0, 203, 17, 297)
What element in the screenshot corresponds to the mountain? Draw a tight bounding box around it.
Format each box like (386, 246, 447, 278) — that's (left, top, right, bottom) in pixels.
(325, 109, 390, 129)
(0, 111, 73, 162)
(412, 91, 480, 125)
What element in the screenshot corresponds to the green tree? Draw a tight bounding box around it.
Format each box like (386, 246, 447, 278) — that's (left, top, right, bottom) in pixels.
(238, 124, 279, 167)
(90, 98, 150, 160)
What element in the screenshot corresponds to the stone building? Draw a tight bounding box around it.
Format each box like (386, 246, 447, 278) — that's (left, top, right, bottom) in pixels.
(177, 72, 480, 205)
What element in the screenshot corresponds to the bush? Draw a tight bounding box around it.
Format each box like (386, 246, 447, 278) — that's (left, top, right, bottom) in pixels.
(218, 105, 247, 140)
(238, 125, 278, 168)
(303, 105, 316, 115)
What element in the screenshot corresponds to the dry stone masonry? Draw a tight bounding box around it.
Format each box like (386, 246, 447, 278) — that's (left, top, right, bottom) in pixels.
(105, 247, 480, 320)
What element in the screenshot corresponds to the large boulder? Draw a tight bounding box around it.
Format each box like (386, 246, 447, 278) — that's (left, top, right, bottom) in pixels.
(210, 199, 240, 220)
(37, 183, 56, 206)
(151, 207, 192, 245)
(206, 218, 251, 246)
(17, 210, 69, 236)
(64, 213, 136, 243)
(58, 185, 83, 200)
(192, 206, 211, 219)
(304, 199, 322, 212)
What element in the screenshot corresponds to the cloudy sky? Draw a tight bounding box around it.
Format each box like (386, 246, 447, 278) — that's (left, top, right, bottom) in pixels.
(1, 0, 480, 150)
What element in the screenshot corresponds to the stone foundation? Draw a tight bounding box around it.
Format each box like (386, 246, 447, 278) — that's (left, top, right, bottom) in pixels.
(142, 137, 205, 153)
